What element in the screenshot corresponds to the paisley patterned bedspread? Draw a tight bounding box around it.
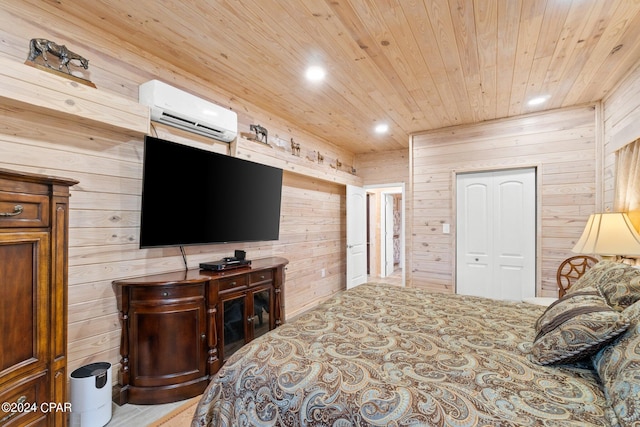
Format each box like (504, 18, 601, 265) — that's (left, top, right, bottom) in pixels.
(193, 283, 616, 426)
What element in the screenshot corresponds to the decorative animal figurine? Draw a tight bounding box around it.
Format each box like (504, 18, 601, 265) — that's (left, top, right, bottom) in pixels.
(27, 38, 89, 74)
(308, 151, 324, 164)
(290, 138, 300, 156)
(249, 124, 268, 143)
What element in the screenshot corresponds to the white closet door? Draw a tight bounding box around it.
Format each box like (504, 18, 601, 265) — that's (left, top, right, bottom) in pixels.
(456, 173, 493, 298)
(456, 168, 536, 301)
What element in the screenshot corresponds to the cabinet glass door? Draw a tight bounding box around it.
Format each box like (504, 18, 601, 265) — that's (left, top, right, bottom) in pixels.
(252, 289, 271, 339)
(222, 296, 245, 359)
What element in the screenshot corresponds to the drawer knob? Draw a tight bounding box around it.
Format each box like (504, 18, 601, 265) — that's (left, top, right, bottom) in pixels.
(161, 291, 169, 297)
(0, 204, 23, 217)
(260, 275, 265, 280)
(230, 281, 236, 286)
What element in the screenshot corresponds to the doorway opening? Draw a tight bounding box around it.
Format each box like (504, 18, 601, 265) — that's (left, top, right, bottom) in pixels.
(364, 184, 405, 286)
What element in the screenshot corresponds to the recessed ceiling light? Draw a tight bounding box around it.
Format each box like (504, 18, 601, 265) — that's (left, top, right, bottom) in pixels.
(527, 95, 550, 106)
(305, 66, 326, 82)
(374, 123, 389, 134)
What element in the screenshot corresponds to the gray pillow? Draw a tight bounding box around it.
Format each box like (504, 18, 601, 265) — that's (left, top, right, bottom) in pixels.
(532, 289, 629, 365)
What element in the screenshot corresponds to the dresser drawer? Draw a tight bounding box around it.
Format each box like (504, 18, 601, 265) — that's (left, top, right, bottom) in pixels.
(218, 275, 248, 292)
(0, 192, 49, 228)
(249, 270, 273, 284)
(130, 283, 205, 302)
(0, 371, 49, 426)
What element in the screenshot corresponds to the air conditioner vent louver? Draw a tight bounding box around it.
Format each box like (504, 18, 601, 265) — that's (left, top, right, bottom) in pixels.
(158, 113, 227, 139)
(138, 80, 238, 143)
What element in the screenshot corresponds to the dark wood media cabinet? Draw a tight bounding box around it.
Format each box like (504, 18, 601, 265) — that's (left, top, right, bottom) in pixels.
(112, 256, 288, 405)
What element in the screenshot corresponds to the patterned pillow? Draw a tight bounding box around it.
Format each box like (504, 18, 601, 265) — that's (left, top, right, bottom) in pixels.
(593, 299, 640, 427)
(566, 260, 616, 294)
(531, 289, 630, 365)
(594, 262, 640, 311)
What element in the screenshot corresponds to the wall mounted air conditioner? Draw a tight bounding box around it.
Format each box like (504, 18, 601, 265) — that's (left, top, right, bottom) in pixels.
(138, 80, 238, 143)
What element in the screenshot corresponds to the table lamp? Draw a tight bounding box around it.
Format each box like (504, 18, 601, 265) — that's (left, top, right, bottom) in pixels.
(572, 212, 640, 261)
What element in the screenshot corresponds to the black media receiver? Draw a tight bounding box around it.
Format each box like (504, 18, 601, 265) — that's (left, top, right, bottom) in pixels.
(199, 259, 252, 271)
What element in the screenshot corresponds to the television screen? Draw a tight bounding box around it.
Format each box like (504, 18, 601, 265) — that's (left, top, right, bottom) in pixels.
(139, 136, 283, 248)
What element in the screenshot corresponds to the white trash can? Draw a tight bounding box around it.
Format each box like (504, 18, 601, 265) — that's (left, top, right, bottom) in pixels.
(69, 362, 112, 427)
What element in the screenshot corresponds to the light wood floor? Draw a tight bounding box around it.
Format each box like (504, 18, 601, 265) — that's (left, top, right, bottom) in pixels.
(107, 399, 190, 426)
(370, 267, 403, 286)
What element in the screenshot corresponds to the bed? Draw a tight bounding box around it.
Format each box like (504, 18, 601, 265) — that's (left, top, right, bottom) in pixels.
(192, 261, 640, 426)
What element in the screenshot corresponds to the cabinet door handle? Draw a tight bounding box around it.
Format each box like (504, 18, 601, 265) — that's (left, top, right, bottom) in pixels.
(201, 334, 206, 341)
(247, 315, 259, 324)
(0, 204, 23, 217)
(0, 395, 26, 423)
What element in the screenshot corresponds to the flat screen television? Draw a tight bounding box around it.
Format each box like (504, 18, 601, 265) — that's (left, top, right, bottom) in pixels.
(139, 136, 283, 248)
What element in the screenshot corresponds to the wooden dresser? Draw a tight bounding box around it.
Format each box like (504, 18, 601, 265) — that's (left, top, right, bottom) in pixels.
(0, 168, 77, 426)
(112, 256, 288, 405)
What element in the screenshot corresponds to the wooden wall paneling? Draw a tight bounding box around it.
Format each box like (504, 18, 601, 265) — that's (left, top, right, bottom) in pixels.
(606, 79, 640, 139)
(68, 329, 121, 363)
(0, 57, 149, 136)
(355, 149, 410, 185)
(234, 136, 362, 187)
(277, 172, 346, 317)
(603, 61, 640, 211)
(0, 1, 162, 101)
(410, 105, 598, 296)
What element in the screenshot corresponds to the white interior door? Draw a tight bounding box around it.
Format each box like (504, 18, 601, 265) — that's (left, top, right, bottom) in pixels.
(346, 185, 367, 289)
(456, 168, 536, 300)
(383, 193, 395, 277)
(456, 173, 493, 297)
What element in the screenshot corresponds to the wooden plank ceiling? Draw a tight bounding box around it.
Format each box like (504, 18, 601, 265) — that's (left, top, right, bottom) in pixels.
(18, 0, 640, 154)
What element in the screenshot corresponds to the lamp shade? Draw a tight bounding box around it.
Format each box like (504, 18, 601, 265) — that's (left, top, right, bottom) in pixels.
(572, 212, 640, 256)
